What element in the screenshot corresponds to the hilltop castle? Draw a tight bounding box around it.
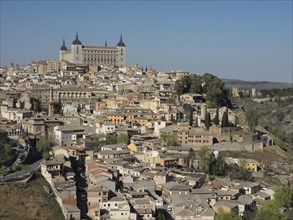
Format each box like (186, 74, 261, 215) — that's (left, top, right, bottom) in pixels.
(59, 33, 126, 68)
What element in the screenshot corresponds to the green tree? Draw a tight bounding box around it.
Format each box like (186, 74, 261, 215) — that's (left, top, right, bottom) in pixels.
(54, 100, 63, 115)
(117, 133, 130, 145)
(20, 101, 25, 109)
(245, 108, 259, 132)
(190, 75, 203, 94)
(30, 97, 41, 112)
(198, 146, 214, 173)
(256, 200, 288, 220)
(189, 109, 193, 126)
(274, 185, 293, 208)
(36, 138, 54, 159)
(105, 134, 117, 145)
(12, 98, 17, 108)
(213, 107, 219, 126)
(0, 142, 16, 164)
(205, 112, 211, 129)
(35, 98, 41, 112)
(12, 163, 21, 171)
(221, 109, 229, 127)
(210, 154, 225, 176)
(202, 73, 231, 107)
(215, 209, 242, 220)
(174, 80, 184, 99)
(156, 212, 166, 220)
(160, 133, 176, 147)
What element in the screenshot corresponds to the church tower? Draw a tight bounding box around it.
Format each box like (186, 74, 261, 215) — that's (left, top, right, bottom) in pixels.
(116, 34, 126, 68)
(59, 38, 67, 61)
(71, 32, 83, 64)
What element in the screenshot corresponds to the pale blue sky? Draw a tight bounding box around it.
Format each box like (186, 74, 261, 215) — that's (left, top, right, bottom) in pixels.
(0, 0, 292, 82)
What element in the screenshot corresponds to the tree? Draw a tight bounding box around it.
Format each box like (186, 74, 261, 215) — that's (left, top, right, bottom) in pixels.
(30, 97, 41, 112)
(105, 134, 117, 145)
(256, 200, 288, 220)
(117, 133, 130, 145)
(35, 98, 41, 112)
(174, 80, 184, 99)
(205, 112, 211, 129)
(54, 100, 63, 115)
(198, 146, 215, 173)
(36, 138, 54, 159)
(274, 185, 293, 208)
(0, 143, 16, 164)
(160, 133, 176, 147)
(189, 109, 193, 126)
(215, 209, 242, 220)
(12, 98, 17, 108)
(20, 101, 25, 109)
(221, 108, 229, 127)
(245, 108, 259, 132)
(213, 107, 219, 126)
(210, 154, 225, 176)
(156, 212, 166, 220)
(190, 75, 203, 94)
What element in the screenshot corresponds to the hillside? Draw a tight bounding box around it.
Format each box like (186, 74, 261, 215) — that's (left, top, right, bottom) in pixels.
(0, 173, 64, 220)
(223, 79, 292, 90)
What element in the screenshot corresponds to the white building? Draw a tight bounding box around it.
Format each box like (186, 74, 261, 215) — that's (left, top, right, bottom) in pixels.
(96, 122, 116, 134)
(54, 125, 85, 146)
(100, 195, 131, 220)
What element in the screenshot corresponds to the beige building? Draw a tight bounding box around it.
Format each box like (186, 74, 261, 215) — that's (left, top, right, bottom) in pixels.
(37, 60, 60, 74)
(59, 33, 126, 68)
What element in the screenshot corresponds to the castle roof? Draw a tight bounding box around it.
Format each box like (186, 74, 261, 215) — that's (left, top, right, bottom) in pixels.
(60, 39, 67, 50)
(117, 33, 126, 47)
(72, 32, 82, 45)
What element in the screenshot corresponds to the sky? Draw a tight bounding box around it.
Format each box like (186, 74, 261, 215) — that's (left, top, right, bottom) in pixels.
(0, 0, 292, 82)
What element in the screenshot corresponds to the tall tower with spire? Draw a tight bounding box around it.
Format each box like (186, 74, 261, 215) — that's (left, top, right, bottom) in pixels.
(71, 32, 83, 64)
(117, 33, 126, 68)
(59, 38, 68, 61)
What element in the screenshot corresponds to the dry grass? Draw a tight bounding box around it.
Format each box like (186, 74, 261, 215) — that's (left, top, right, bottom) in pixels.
(0, 173, 64, 220)
(221, 145, 292, 167)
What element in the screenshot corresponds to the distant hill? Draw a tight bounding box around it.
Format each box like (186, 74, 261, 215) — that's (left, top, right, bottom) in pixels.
(222, 79, 292, 90)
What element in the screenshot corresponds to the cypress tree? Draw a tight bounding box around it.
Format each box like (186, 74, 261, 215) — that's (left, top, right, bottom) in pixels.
(205, 112, 211, 129)
(214, 107, 219, 126)
(189, 109, 193, 126)
(221, 108, 229, 127)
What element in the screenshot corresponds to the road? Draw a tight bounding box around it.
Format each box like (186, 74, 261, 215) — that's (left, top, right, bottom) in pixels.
(0, 159, 43, 182)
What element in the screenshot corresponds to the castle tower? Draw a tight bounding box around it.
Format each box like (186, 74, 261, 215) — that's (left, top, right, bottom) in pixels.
(71, 32, 83, 64)
(59, 38, 67, 61)
(116, 33, 126, 68)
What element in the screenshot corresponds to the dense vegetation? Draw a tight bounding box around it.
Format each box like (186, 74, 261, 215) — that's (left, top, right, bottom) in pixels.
(256, 184, 293, 220)
(175, 73, 231, 107)
(235, 96, 293, 151)
(0, 142, 16, 164)
(260, 87, 293, 98)
(36, 138, 54, 160)
(90, 133, 130, 145)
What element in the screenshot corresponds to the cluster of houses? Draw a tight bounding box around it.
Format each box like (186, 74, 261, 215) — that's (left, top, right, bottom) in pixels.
(0, 62, 277, 219)
(41, 142, 274, 220)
